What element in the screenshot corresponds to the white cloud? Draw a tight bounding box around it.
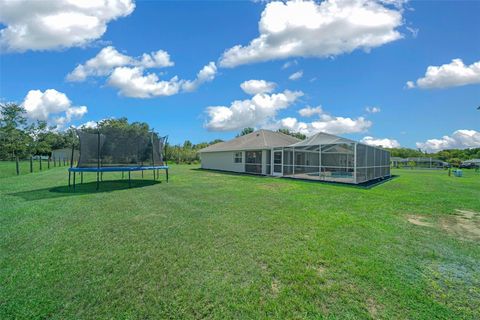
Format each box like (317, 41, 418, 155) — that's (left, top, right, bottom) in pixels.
(282, 60, 298, 69)
(67, 46, 215, 98)
(406, 26, 419, 38)
(54, 106, 88, 127)
(181, 62, 217, 92)
(107, 67, 182, 98)
(289, 70, 303, 81)
(416, 130, 480, 152)
(107, 61, 217, 98)
(361, 136, 400, 148)
(77, 118, 112, 129)
(23, 89, 70, 121)
(66, 46, 174, 82)
(219, 0, 403, 67)
(299, 106, 323, 117)
(407, 59, 480, 89)
(79, 121, 98, 129)
(365, 106, 381, 113)
(22, 89, 87, 127)
(274, 113, 372, 136)
(205, 90, 303, 131)
(66, 46, 133, 82)
(139, 50, 174, 69)
(205, 82, 372, 135)
(0, 0, 135, 52)
(240, 79, 276, 95)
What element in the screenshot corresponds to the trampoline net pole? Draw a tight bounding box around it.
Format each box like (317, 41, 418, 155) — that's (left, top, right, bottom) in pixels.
(97, 128, 100, 190)
(70, 129, 75, 169)
(151, 130, 156, 180)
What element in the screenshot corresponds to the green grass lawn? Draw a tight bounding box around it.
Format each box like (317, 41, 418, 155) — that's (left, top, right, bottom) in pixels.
(0, 160, 69, 179)
(1, 166, 479, 319)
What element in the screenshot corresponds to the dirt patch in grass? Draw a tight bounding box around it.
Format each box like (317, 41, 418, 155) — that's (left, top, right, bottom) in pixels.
(407, 215, 434, 227)
(407, 210, 480, 241)
(366, 297, 382, 319)
(454, 209, 479, 219)
(271, 278, 280, 296)
(307, 263, 326, 276)
(315, 265, 326, 275)
(439, 210, 480, 241)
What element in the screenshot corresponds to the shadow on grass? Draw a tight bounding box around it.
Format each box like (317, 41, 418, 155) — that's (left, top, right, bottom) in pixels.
(190, 168, 269, 178)
(192, 168, 398, 189)
(10, 179, 161, 201)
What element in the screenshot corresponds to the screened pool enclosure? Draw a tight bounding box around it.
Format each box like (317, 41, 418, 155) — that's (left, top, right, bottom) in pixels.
(271, 133, 390, 184)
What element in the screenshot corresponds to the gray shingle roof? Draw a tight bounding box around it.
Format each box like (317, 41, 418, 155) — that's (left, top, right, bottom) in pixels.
(198, 129, 301, 153)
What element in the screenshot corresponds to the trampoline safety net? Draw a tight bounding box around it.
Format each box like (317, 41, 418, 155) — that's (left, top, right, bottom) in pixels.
(76, 129, 166, 168)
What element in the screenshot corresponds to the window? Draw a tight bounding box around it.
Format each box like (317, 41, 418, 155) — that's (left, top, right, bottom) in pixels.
(234, 152, 242, 163)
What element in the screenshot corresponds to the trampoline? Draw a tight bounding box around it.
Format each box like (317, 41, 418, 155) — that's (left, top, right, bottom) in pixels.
(68, 128, 169, 191)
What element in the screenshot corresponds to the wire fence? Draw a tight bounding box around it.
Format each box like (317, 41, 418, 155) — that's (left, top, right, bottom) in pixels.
(0, 157, 77, 179)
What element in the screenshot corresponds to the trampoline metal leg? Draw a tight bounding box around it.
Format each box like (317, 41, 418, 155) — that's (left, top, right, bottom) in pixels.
(122, 171, 124, 179)
(96, 172, 99, 191)
(166, 169, 169, 183)
(153, 169, 156, 180)
(128, 171, 131, 188)
(73, 172, 76, 192)
(68, 171, 71, 188)
(141, 170, 144, 178)
(81, 172, 83, 184)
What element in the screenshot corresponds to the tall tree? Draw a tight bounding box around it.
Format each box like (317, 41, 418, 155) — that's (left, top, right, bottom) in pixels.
(183, 140, 193, 149)
(0, 103, 32, 159)
(0, 102, 27, 129)
(27, 120, 51, 155)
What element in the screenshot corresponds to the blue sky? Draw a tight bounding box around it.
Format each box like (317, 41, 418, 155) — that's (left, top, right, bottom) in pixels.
(0, 0, 479, 151)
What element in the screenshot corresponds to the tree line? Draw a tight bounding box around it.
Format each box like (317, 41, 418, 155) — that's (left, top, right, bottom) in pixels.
(387, 147, 480, 167)
(0, 103, 76, 160)
(0, 103, 224, 164)
(1, 103, 478, 165)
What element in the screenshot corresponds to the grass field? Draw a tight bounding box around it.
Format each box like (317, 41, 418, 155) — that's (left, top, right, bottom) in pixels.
(1, 165, 479, 319)
(0, 160, 69, 179)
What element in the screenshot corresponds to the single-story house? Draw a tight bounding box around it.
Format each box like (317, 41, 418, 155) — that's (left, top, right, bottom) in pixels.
(198, 130, 391, 184)
(198, 130, 300, 175)
(390, 157, 403, 167)
(461, 159, 480, 168)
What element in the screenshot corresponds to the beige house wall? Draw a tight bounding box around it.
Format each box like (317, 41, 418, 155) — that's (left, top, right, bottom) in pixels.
(200, 151, 245, 173)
